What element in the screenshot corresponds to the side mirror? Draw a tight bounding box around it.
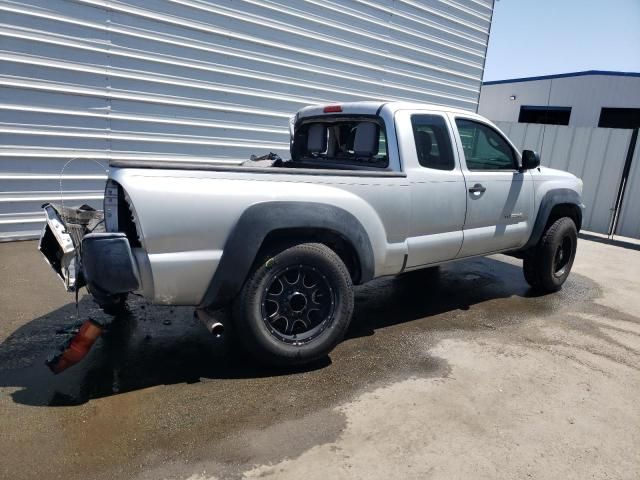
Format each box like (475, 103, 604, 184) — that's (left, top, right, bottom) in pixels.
(521, 149, 540, 170)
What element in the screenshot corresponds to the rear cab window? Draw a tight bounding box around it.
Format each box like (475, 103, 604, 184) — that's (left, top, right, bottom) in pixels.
(292, 117, 389, 169)
(410, 114, 455, 170)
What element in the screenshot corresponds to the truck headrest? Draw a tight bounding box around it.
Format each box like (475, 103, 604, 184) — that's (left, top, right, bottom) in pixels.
(307, 124, 327, 153)
(353, 122, 379, 157)
(415, 130, 433, 163)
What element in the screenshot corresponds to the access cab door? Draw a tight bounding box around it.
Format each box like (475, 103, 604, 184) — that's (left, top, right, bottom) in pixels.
(450, 114, 534, 257)
(395, 110, 467, 269)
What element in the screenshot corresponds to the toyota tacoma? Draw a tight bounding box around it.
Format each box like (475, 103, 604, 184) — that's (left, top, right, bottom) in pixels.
(40, 102, 584, 367)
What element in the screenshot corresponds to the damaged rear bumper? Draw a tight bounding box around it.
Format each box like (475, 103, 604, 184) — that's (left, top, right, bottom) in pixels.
(39, 203, 140, 296)
(39, 204, 79, 291)
(39, 203, 142, 374)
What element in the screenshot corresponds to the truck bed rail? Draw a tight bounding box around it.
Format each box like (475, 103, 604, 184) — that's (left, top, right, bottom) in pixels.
(109, 160, 406, 178)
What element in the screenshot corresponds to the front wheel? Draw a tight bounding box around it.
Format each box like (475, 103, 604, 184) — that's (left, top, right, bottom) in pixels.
(233, 243, 354, 366)
(523, 217, 577, 292)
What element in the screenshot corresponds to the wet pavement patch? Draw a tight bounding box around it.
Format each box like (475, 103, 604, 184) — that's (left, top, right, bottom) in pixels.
(0, 256, 600, 479)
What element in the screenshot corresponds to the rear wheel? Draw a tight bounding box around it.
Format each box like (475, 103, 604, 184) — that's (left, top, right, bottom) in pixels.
(523, 217, 577, 292)
(233, 243, 354, 366)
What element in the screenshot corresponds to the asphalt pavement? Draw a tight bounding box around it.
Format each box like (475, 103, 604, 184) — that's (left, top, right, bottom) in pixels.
(1, 236, 639, 480)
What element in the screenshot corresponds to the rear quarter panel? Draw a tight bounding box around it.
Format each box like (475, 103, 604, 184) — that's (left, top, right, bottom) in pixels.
(110, 168, 410, 305)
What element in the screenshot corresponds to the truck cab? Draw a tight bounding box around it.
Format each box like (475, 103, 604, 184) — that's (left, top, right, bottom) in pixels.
(292, 102, 580, 268)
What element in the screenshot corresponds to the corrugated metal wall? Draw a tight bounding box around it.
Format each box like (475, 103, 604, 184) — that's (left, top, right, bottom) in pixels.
(496, 121, 635, 236)
(0, 0, 494, 240)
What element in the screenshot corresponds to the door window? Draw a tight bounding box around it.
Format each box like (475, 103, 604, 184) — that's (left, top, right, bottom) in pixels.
(411, 114, 455, 170)
(455, 119, 517, 170)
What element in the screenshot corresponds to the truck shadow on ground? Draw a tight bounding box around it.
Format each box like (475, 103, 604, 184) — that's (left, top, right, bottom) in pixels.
(0, 256, 588, 407)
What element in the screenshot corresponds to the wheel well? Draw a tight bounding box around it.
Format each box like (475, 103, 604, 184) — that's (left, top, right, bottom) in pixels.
(546, 203, 582, 232)
(257, 228, 362, 283)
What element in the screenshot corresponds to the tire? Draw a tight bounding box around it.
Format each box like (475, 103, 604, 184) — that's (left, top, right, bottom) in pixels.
(523, 217, 577, 292)
(233, 243, 354, 366)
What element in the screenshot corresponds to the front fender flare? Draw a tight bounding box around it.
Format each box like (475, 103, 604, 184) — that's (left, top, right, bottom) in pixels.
(199, 201, 375, 308)
(522, 188, 584, 250)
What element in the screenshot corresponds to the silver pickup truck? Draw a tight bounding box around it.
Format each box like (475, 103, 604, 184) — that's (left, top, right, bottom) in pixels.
(40, 101, 584, 366)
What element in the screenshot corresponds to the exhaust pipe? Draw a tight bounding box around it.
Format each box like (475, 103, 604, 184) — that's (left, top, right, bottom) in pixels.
(210, 322, 224, 338)
(195, 309, 224, 338)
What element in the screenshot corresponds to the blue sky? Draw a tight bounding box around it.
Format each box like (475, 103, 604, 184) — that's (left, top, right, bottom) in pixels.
(483, 0, 640, 81)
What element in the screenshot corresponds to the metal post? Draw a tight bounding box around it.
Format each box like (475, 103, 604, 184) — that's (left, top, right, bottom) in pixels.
(609, 128, 639, 237)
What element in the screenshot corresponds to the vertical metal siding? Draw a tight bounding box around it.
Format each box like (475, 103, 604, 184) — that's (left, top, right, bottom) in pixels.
(615, 137, 640, 239)
(0, 0, 494, 240)
(496, 121, 633, 235)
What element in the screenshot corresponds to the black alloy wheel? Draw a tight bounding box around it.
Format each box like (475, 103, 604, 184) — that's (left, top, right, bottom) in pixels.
(261, 264, 336, 345)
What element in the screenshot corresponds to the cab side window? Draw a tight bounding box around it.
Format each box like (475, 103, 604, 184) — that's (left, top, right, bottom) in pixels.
(455, 119, 517, 170)
(411, 114, 455, 171)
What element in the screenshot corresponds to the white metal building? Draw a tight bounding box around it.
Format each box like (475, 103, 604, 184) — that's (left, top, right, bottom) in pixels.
(0, 0, 494, 241)
(481, 70, 640, 240)
(479, 71, 640, 128)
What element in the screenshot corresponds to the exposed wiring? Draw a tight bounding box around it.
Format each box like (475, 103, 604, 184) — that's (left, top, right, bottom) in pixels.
(87, 218, 105, 234)
(58, 157, 108, 224)
(57, 158, 108, 319)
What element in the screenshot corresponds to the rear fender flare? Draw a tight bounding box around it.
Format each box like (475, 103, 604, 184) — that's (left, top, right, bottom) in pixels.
(200, 201, 374, 307)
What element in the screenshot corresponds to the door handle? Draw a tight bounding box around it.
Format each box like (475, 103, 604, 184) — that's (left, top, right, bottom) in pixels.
(468, 183, 486, 194)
